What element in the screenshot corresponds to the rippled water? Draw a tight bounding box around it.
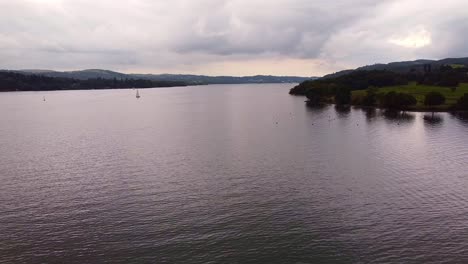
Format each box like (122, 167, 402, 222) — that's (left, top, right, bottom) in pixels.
(1, 84, 468, 263)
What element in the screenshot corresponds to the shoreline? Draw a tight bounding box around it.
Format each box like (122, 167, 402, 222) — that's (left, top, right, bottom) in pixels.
(0, 85, 193, 93)
(305, 101, 468, 113)
(0, 82, 298, 93)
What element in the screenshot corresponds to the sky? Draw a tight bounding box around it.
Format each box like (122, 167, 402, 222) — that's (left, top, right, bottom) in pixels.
(1, 0, 467, 76)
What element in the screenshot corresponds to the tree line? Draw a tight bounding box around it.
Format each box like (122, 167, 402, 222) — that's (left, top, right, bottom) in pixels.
(290, 66, 468, 111)
(305, 86, 465, 111)
(290, 70, 409, 96)
(0, 71, 187, 92)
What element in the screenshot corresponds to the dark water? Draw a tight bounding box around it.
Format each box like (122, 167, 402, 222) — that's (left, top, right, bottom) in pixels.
(1, 84, 468, 264)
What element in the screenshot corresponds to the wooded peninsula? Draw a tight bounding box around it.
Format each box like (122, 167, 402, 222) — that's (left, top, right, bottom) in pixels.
(0, 69, 311, 91)
(0, 71, 187, 91)
(290, 58, 468, 111)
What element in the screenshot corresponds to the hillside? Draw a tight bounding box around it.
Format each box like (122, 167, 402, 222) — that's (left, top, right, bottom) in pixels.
(323, 57, 468, 79)
(352, 83, 468, 111)
(12, 69, 314, 84)
(131, 74, 313, 84)
(0, 71, 187, 92)
(289, 57, 468, 111)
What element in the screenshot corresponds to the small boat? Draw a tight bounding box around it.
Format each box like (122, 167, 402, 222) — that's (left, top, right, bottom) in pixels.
(43, 96, 46, 102)
(136, 89, 141, 99)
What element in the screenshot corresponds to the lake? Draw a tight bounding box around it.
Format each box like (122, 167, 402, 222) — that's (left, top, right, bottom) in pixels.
(1, 84, 468, 263)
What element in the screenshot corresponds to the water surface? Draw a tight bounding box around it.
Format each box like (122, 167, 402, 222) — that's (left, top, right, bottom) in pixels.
(1, 84, 467, 263)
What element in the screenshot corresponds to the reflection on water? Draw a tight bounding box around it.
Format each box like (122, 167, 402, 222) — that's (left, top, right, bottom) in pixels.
(334, 105, 351, 117)
(355, 107, 418, 125)
(423, 114, 444, 126)
(1, 85, 468, 264)
(381, 109, 415, 123)
(305, 105, 468, 131)
(362, 107, 377, 121)
(450, 112, 468, 126)
(305, 101, 329, 113)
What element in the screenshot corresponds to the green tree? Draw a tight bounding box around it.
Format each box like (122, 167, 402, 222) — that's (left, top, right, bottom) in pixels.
(381, 91, 398, 109)
(362, 87, 377, 106)
(398, 93, 417, 112)
(381, 92, 417, 110)
(334, 87, 351, 105)
(424, 92, 446, 117)
(306, 88, 322, 105)
(456, 93, 468, 110)
(424, 92, 445, 108)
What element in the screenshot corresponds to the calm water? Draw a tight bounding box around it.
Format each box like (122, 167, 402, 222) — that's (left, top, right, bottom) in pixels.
(1, 84, 468, 263)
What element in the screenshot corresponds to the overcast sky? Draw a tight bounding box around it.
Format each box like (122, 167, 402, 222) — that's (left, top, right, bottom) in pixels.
(1, 0, 467, 76)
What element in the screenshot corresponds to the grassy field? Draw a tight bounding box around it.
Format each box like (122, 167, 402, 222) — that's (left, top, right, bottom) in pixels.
(352, 82, 468, 110)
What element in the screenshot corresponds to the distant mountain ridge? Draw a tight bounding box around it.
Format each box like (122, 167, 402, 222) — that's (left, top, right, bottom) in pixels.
(9, 69, 314, 84)
(323, 57, 468, 79)
(0, 71, 187, 92)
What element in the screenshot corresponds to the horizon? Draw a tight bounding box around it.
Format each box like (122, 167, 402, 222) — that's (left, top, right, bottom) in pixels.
(6, 54, 467, 78)
(2, 1, 468, 76)
(6, 68, 314, 78)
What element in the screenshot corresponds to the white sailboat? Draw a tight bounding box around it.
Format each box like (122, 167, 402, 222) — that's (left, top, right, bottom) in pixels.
(136, 89, 141, 99)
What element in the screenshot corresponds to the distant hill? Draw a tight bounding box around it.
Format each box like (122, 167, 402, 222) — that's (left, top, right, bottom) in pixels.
(289, 56, 468, 111)
(13, 69, 314, 84)
(0, 71, 186, 92)
(131, 73, 314, 84)
(323, 57, 468, 79)
(16, 69, 128, 80)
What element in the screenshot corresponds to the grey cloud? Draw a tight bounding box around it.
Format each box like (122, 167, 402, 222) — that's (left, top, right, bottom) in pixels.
(0, 0, 467, 75)
(320, 0, 468, 66)
(170, 0, 388, 57)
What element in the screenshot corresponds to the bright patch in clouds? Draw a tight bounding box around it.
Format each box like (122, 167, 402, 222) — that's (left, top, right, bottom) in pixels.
(389, 27, 432, 48)
(1, 0, 467, 76)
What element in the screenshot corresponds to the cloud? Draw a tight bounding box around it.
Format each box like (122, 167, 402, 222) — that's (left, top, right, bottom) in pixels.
(320, 0, 468, 68)
(389, 27, 432, 48)
(0, 0, 467, 76)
